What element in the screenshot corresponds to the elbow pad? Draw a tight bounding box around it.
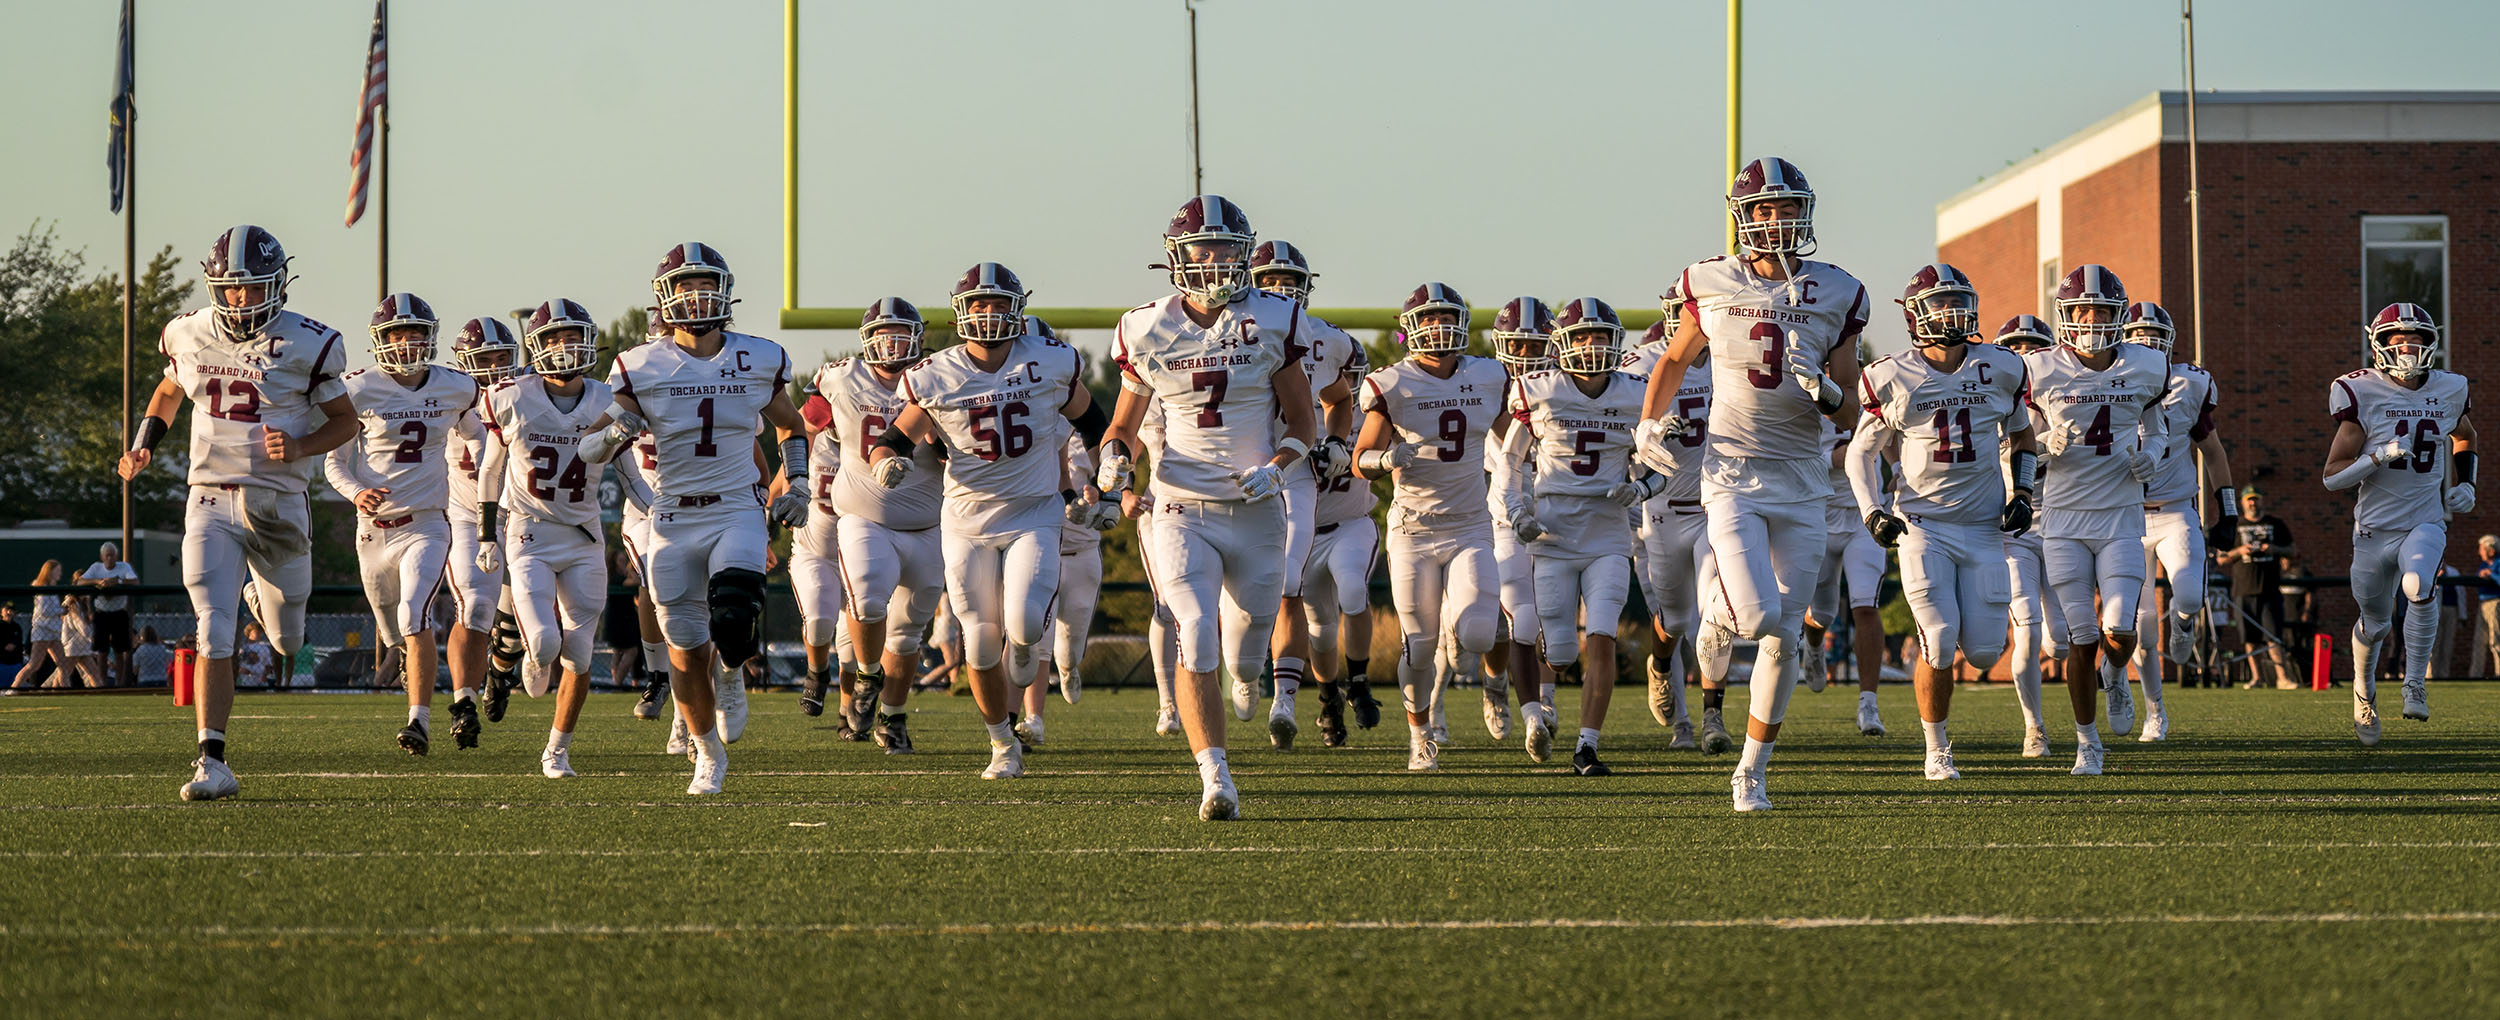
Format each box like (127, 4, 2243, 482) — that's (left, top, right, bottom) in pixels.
(1070, 402, 1110, 446)
(876, 426, 917, 459)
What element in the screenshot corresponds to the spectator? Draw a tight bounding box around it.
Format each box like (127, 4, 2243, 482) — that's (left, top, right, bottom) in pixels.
(59, 593, 103, 689)
(0, 603, 23, 689)
(131, 626, 172, 687)
(20, 561, 67, 689)
(2473, 535, 2500, 679)
(2213, 488, 2299, 689)
(78, 542, 140, 687)
(236, 622, 276, 689)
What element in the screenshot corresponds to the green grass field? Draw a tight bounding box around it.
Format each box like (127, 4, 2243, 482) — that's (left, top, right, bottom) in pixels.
(3, 681, 2496, 1019)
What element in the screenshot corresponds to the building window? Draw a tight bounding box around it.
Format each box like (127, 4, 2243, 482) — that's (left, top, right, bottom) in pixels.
(2039, 259, 2061, 319)
(2362, 215, 2448, 361)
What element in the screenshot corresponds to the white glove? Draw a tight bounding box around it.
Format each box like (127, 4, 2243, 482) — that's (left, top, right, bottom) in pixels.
(1235, 463, 1284, 502)
(2044, 421, 2080, 457)
(1606, 476, 1654, 508)
(872, 455, 913, 488)
(1065, 493, 1094, 524)
(768, 491, 810, 529)
(1360, 442, 1420, 475)
(475, 540, 503, 575)
(1088, 500, 1123, 532)
(2125, 448, 2157, 483)
(1096, 450, 1134, 494)
(1309, 436, 1353, 482)
(1784, 338, 1844, 412)
(1508, 497, 1542, 543)
(2372, 438, 2412, 467)
(1635, 417, 1693, 474)
(2447, 483, 2476, 514)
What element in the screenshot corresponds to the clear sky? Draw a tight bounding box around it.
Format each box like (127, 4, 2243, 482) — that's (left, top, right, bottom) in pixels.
(6, 0, 2496, 369)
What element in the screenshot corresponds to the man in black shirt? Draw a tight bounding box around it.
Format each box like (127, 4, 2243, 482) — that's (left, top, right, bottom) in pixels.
(0, 603, 24, 689)
(2212, 488, 2298, 688)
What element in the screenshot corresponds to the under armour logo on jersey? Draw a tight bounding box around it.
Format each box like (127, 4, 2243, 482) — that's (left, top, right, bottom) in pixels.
(1959, 381, 1982, 393)
(1458, 384, 1475, 393)
(422, 398, 440, 408)
(720, 369, 738, 379)
(197, 495, 217, 507)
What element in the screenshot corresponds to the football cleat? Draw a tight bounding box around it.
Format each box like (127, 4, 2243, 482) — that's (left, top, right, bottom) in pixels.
(1345, 678, 1382, 729)
(1315, 682, 1348, 748)
(1198, 782, 1241, 822)
(666, 713, 692, 758)
(180, 756, 239, 802)
(2071, 741, 2105, 777)
(1269, 692, 1298, 750)
(1570, 745, 1611, 777)
(2354, 686, 2382, 746)
(1230, 673, 1258, 721)
(1061, 666, 1083, 706)
(1857, 693, 1885, 737)
(540, 747, 575, 779)
(846, 670, 885, 737)
(1699, 707, 1734, 755)
(1014, 713, 1045, 749)
(1407, 735, 1440, 772)
(1481, 683, 1512, 741)
(798, 668, 829, 717)
(875, 712, 914, 755)
(687, 749, 725, 795)
(1646, 660, 1676, 728)
(1668, 720, 1696, 750)
(397, 719, 429, 757)
(449, 698, 482, 749)
(1731, 770, 1773, 813)
(2022, 727, 2050, 759)
(2402, 679, 2429, 721)
(2104, 672, 2135, 738)
(981, 739, 1024, 780)
(1523, 702, 1555, 763)
(713, 663, 748, 744)
(483, 670, 513, 723)
(2137, 701, 2169, 742)
(1154, 703, 1182, 736)
(2166, 612, 2196, 666)
(634, 673, 668, 720)
(1924, 748, 1960, 781)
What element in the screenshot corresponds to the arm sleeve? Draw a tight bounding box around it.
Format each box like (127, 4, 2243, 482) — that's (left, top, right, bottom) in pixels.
(1844, 419, 1891, 515)
(321, 437, 377, 497)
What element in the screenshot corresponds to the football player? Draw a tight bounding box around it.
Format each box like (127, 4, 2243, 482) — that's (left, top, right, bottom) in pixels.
(2024, 264, 2171, 776)
(322, 293, 479, 755)
(1993, 315, 2064, 756)
(1246, 241, 1359, 750)
(1032, 419, 1122, 747)
(1638, 158, 1870, 812)
(1129, 399, 1186, 737)
(1623, 294, 1718, 752)
(784, 376, 848, 725)
(473, 299, 617, 779)
(871, 263, 1103, 782)
(2322, 303, 2476, 743)
(1808, 412, 1892, 736)
(2121, 301, 2236, 741)
(587, 243, 812, 795)
(1300, 344, 1381, 749)
(810, 297, 949, 754)
(1099, 196, 1315, 819)
(1503, 298, 1660, 777)
(119, 225, 358, 801)
(1353, 283, 1506, 772)
(1487, 297, 1556, 743)
(1847, 265, 2036, 780)
(443, 319, 529, 736)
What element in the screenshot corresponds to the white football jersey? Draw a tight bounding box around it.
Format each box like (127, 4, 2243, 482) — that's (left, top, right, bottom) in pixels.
(325, 365, 480, 517)
(1361, 355, 1507, 520)
(1859, 344, 2029, 525)
(614, 435, 658, 516)
(158, 308, 349, 493)
(1516, 369, 1647, 501)
(447, 404, 490, 520)
(610, 331, 790, 503)
(1113, 292, 1305, 502)
(1678, 255, 1870, 468)
(1276, 310, 1357, 446)
(483, 377, 614, 528)
(813, 358, 942, 528)
(2141, 362, 2217, 505)
(2023, 342, 2170, 513)
(1623, 345, 1713, 502)
(800, 426, 842, 518)
(2328, 367, 2471, 532)
(1058, 433, 1104, 555)
(903, 335, 1083, 504)
(1315, 348, 1378, 526)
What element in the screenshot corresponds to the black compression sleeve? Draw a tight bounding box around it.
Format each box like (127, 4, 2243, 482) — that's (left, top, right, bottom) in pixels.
(876, 427, 917, 458)
(1070, 402, 1109, 446)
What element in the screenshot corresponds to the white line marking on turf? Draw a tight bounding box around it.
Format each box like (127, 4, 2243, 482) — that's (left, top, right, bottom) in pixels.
(12, 792, 2500, 813)
(5, 840, 2498, 861)
(8, 912, 2500, 942)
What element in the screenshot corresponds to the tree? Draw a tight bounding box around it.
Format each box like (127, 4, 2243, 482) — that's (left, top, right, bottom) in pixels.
(0, 224, 194, 528)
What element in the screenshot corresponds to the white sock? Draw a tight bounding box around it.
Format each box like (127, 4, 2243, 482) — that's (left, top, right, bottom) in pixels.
(879, 702, 906, 720)
(1194, 747, 1228, 770)
(856, 661, 883, 679)
(695, 730, 725, 760)
(1409, 722, 1430, 743)
(1577, 727, 1601, 751)
(453, 688, 476, 703)
(198, 727, 224, 744)
(1540, 682, 1557, 703)
(1922, 719, 1948, 753)
(547, 729, 571, 752)
(1859, 689, 1877, 708)
(1737, 736, 1774, 775)
(1273, 657, 1304, 699)
(2075, 722, 2102, 748)
(408, 705, 429, 726)
(986, 719, 1016, 743)
(641, 642, 667, 671)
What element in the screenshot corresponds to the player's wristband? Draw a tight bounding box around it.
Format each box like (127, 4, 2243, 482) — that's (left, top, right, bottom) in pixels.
(1275, 437, 1309, 464)
(1357, 449, 1394, 475)
(876, 427, 916, 458)
(130, 416, 168, 453)
(1062, 488, 1080, 505)
(478, 501, 499, 537)
(780, 436, 808, 482)
(2455, 451, 2479, 487)
(2009, 449, 2038, 493)
(2214, 486, 2238, 514)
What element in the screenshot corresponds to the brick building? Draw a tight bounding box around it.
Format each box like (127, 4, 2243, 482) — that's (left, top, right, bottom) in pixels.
(1936, 90, 2499, 675)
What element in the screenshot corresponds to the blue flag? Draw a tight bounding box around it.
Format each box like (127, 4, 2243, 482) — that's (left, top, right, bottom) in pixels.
(107, 0, 133, 213)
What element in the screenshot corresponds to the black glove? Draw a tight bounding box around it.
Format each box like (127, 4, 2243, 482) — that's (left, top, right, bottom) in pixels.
(1865, 509, 1906, 549)
(1999, 492, 2034, 536)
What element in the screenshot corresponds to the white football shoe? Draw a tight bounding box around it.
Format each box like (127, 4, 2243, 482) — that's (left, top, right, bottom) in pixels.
(2354, 685, 2382, 746)
(1013, 713, 1045, 749)
(1731, 769, 1773, 812)
(1154, 702, 1182, 736)
(1482, 681, 1513, 741)
(1009, 641, 1041, 689)
(2022, 727, 2050, 759)
(2103, 671, 2135, 738)
(540, 747, 575, 779)
(2071, 740, 2104, 777)
(179, 756, 239, 802)
(2137, 701, 2169, 743)
(712, 664, 749, 744)
(981, 738, 1025, 780)
(1924, 747, 1960, 781)
(1646, 658, 1675, 727)
(2166, 612, 2196, 666)
(666, 712, 692, 758)
(686, 749, 725, 796)
(1407, 734, 1441, 772)
(1230, 674, 1258, 721)
(1198, 777, 1240, 822)
(1523, 702, 1555, 763)
(1427, 693, 1450, 748)
(1857, 692, 1885, 737)
(2401, 679, 2429, 721)
(1061, 666, 1083, 706)
(1268, 691, 1299, 750)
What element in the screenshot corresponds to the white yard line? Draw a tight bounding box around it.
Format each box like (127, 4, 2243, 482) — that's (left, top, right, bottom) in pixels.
(3, 840, 2496, 861)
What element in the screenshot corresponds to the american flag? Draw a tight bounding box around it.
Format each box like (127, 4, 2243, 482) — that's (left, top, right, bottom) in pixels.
(344, 0, 386, 227)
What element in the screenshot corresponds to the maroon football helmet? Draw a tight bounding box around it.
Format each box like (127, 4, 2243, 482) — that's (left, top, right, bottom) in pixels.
(368, 292, 439, 372)
(1552, 297, 1624, 374)
(1022, 314, 1058, 342)
(950, 263, 1028, 344)
(1658, 278, 1685, 336)
(1727, 158, 1816, 258)
(1398, 283, 1470, 357)
(2054, 264, 2128, 353)
(1899, 264, 1980, 348)
(525, 298, 599, 378)
(451, 318, 524, 384)
(1162, 195, 1256, 305)
(651, 242, 735, 333)
(859, 297, 925, 367)
(2368, 302, 2439, 382)
(1249, 240, 1314, 301)
(2120, 301, 2176, 354)
(1490, 296, 1555, 373)
(201, 224, 293, 340)
(1994, 315, 2054, 355)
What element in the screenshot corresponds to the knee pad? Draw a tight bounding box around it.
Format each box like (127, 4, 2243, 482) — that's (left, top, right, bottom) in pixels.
(1454, 610, 1498, 657)
(886, 622, 924, 658)
(2067, 625, 2100, 649)
(1175, 620, 1217, 675)
(658, 609, 708, 651)
(966, 622, 1005, 671)
(2354, 617, 2391, 648)
(707, 568, 768, 667)
(852, 592, 892, 625)
(2402, 573, 2434, 602)
(802, 615, 836, 650)
(1964, 635, 2006, 673)
(1920, 624, 1958, 670)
